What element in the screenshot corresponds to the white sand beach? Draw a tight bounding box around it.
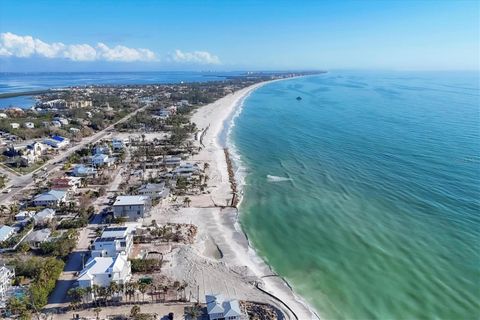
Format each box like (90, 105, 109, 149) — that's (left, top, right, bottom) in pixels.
(150, 81, 320, 320)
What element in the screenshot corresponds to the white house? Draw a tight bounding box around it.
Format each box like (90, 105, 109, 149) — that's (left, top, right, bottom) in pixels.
(112, 196, 151, 221)
(91, 153, 115, 167)
(206, 294, 243, 320)
(91, 226, 134, 258)
(0, 226, 15, 242)
(77, 253, 131, 289)
(33, 208, 55, 225)
(137, 183, 169, 200)
(32, 190, 67, 207)
(10, 123, 19, 129)
(0, 265, 14, 302)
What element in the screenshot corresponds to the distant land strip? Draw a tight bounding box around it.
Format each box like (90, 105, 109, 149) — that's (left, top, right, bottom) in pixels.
(0, 89, 60, 99)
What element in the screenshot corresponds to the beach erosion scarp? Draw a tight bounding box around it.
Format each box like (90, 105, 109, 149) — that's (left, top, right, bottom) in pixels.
(190, 79, 321, 320)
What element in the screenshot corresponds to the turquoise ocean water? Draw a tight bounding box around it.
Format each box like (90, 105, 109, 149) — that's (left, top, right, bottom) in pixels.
(231, 72, 480, 319)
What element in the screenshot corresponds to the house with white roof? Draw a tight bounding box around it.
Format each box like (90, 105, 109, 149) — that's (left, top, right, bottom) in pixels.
(206, 294, 244, 320)
(137, 183, 169, 200)
(112, 195, 151, 221)
(0, 226, 15, 242)
(32, 190, 67, 207)
(33, 208, 55, 225)
(91, 226, 133, 258)
(77, 253, 131, 289)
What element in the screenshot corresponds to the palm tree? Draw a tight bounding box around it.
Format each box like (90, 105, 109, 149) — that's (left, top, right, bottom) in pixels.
(93, 307, 102, 320)
(203, 162, 209, 172)
(138, 282, 148, 302)
(108, 281, 120, 303)
(91, 284, 100, 306)
(85, 286, 93, 304)
(183, 197, 191, 207)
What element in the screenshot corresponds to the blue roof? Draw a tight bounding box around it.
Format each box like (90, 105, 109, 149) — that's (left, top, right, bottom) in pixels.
(52, 135, 65, 142)
(0, 225, 14, 241)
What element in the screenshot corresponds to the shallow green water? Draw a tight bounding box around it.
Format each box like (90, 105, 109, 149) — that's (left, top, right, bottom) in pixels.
(231, 72, 480, 319)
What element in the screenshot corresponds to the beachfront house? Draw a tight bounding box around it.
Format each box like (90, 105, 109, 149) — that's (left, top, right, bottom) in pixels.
(112, 195, 151, 221)
(32, 190, 67, 207)
(91, 226, 134, 258)
(137, 182, 169, 200)
(173, 162, 200, 178)
(0, 226, 15, 242)
(77, 253, 131, 289)
(206, 294, 243, 320)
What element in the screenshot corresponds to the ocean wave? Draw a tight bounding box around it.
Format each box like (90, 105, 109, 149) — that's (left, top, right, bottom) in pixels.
(267, 175, 292, 182)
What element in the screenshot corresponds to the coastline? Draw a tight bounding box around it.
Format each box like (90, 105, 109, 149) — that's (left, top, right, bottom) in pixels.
(189, 78, 321, 320)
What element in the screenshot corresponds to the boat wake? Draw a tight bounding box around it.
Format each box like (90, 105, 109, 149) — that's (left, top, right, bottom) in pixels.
(267, 175, 292, 182)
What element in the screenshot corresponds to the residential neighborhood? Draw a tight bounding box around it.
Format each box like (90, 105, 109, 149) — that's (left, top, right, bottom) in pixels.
(0, 72, 309, 320)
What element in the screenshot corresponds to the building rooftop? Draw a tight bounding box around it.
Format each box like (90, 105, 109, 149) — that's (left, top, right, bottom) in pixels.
(0, 226, 14, 241)
(101, 226, 130, 238)
(33, 190, 67, 202)
(113, 195, 149, 206)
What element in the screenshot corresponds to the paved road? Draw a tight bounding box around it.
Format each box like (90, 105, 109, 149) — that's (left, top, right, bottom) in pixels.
(0, 105, 146, 204)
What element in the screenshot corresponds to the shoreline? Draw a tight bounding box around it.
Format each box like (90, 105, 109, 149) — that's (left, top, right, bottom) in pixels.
(190, 78, 321, 320)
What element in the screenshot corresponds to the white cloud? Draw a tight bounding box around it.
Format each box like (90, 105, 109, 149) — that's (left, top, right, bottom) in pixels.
(171, 49, 221, 64)
(0, 32, 156, 62)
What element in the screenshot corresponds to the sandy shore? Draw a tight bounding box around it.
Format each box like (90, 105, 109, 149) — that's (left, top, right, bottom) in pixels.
(148, 80, 320, 320)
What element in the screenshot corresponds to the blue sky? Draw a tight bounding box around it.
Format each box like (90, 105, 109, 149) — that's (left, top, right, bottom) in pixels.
(0, 0, 478, 71)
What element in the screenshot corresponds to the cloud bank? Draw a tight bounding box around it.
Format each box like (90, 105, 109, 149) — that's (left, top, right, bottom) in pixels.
(0, 32, 156, 62)
(170, 49, 221, 64)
